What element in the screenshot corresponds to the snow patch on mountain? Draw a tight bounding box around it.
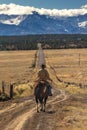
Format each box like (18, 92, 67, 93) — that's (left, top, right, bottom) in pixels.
(65, 29, 69, 32)
(78, 21, 87, 28)
(0, 15, 26, 25)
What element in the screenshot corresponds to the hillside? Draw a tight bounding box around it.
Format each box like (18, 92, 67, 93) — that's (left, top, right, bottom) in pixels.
(0, 4, 87, 35)
(0, 13, 87, 35)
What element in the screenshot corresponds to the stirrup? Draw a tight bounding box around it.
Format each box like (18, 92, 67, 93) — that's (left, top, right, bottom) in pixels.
(49, 93, 52, 96)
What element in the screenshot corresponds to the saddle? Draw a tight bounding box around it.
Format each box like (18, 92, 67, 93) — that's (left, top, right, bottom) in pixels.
(35, 81, 46, 96)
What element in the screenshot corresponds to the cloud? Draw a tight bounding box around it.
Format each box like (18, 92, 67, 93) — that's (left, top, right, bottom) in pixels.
(0, 3, 34, 15)
(81, 5, 87, 9)
(0, 3, 87, 17)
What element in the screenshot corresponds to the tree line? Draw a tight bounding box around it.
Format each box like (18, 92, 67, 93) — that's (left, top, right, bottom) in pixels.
(0, 34, 87, 50)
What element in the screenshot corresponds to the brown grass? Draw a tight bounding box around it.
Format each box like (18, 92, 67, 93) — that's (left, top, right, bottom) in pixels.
(0, 49, 87, 130)
(45, 49, 87, 85)
(0, 50, 36, 96)
(0, 49, 87, 96)
(0, 50, 36, 84)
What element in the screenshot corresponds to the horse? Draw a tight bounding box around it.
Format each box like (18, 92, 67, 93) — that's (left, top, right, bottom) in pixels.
(35, 81, 49, 112)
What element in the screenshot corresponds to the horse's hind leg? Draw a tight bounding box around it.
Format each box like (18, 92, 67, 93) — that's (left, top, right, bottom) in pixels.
(43, 97, 47, 112)
(36, 98, 39, 112)
(36, 103, 39, 113)
(40, 103, 43, 111)
(43, 103, 45, 112)
(43, 102, 46, 112)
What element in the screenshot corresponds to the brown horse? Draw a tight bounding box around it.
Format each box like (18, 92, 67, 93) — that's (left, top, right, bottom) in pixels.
(35, 81, 48, 112)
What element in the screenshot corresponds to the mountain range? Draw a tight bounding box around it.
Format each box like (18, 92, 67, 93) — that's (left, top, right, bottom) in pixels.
(0, 4, 87, 35)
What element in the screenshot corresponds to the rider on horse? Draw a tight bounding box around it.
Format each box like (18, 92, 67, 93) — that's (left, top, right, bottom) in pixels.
(34, 64, 53, 96)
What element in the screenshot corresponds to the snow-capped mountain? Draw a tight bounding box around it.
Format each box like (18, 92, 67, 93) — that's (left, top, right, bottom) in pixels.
(0, 4, 87, 35)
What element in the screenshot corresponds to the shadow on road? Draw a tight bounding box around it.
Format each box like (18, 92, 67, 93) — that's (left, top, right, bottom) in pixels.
(46, 110, 56, 114)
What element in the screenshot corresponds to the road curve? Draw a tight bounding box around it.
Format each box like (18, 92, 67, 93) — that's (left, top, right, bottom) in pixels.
(0, 87, 69, 130)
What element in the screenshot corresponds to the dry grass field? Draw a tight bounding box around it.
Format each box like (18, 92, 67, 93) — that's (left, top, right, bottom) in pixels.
(0, 50, 37, 96)
(0, 50, 36, 83)
(0, 49, 87, 84)
(0, 49, 87, 130)
(45, 49, 87, 130)
(45, 49, 87, 85)
(0, 49, 87, 94)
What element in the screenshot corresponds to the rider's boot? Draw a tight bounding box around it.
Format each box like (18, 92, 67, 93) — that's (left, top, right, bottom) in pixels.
(48, 85, 52, 96)
(34, 85, 40, 96)
(34, 86, 38, 96)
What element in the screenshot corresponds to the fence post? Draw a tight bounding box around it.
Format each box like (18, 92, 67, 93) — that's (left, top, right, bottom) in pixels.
(2, 81, 5, 94)
(10, 84, 13, 99)
(79, 53, 80, 67)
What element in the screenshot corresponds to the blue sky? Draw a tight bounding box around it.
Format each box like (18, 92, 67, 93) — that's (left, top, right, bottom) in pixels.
(0, 0, 87, 9)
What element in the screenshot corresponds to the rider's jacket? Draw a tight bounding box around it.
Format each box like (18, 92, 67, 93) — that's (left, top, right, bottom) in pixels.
(36, 69, 51, 82)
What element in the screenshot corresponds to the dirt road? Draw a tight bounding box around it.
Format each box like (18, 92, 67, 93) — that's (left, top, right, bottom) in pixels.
(0, 86, 87, 130)
(0, 86, 71, 130)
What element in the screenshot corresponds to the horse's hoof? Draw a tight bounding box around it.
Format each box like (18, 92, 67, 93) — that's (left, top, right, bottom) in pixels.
(37, 110, 39, 113)
(43, 110, 45, 112)
(40, 109, 43, 111)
